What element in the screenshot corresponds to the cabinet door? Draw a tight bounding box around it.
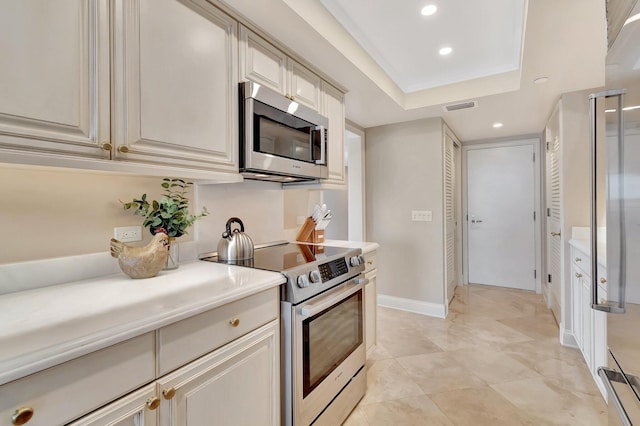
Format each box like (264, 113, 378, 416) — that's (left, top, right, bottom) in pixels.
(112, 0, 237, 172)
(239, 25, 287, 94)
(571, 265, 583, 347)
(287, 61, 321, 111)
(158, 321, 279, 426)
(68, 384, 158, 426)
(322, 83, 346, 184)
(364, 269, 378, 354)
(0, 0, 110, 159)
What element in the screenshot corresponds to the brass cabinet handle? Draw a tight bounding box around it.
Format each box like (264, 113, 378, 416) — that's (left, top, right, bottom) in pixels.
(118, 145, 130, 153)
(600, 277, 607, 284)
(162, 387, 176, 400)
(101, 142, 112, 151)
(146, 396, 160, 410)
(550, 231, 561, 237)
(575, 257, 582, 262)
(229, 318, 240, 327)
(575, 272, 583, 278)
(366, 261, 373, 265)
(11, 407, 34, 425)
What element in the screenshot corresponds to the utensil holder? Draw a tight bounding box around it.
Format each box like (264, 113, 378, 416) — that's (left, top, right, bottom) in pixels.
(295, 217, 316, 242)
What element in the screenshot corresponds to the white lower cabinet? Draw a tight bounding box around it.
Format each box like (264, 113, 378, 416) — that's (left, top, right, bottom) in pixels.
(2, 289, 280, 426)
(570, 245, 607, 399)
(68, 384, 158, 426)
(363, 250, 378, 355)
(158, 320, 279, 426)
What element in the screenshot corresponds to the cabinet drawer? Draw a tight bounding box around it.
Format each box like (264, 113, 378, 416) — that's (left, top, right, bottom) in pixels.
(158, 288, 279, 375)
(0, 333, 155, 426)
(363, 251, 377, 274)
(572, 248, 591, 275)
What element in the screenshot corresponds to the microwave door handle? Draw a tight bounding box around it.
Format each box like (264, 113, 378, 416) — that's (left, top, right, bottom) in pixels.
(314, 125, 326, 165)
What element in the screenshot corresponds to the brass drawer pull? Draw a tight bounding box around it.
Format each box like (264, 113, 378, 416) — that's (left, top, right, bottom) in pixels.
(101, 142, 112, 151)
(600, 298, 607, 304)
(12, 407, 34, 425)
(575, 257, 582, 262)
(146, 396, 160, 410)
(118, 145, 130, 153)
(600, 277, 607, 284)
(162, 387, 176, 400)
(229, 318, 240, 327)
(575, 272, 583, 278)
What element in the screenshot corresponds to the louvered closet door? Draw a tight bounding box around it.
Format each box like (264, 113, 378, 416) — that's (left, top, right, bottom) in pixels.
(546, 130, 562, 320)
(444, 133, 457, 303)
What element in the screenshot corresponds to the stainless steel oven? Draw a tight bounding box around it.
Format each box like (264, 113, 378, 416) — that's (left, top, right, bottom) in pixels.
(200, 241, 367, 425)
(282, 273, 366, 426)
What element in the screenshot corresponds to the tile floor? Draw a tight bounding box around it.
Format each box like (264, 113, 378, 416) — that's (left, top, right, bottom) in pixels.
(344, 284, 607, 425)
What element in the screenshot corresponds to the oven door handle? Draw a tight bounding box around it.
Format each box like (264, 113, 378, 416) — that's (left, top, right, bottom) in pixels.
(299, 278, 367, 318)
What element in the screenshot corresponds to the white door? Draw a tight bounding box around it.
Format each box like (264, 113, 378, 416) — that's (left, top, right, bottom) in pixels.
(467, 144, 536, 290)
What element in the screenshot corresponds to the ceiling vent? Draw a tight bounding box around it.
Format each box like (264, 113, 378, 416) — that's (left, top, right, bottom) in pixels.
(443, 101, 478, 112)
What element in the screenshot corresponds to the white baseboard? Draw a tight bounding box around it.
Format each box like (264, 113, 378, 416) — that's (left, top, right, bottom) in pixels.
(377, 294, 447, 319)
(560, 325, 579, 348)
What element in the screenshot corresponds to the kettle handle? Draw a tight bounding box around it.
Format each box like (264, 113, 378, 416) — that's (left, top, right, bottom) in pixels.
(225, 217, 245, 235)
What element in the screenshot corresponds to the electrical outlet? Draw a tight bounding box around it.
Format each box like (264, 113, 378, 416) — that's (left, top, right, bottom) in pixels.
(411, 210, 433, 222)
(114, 226, 142, 242)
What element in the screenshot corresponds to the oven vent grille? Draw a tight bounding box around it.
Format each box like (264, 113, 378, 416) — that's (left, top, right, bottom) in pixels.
(443, 101, 478, 112)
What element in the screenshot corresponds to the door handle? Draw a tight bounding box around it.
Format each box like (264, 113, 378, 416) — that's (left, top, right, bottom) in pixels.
(550, 231, 561, 237)
(597, 367, 633, 426)
(470, 219, 483, 224)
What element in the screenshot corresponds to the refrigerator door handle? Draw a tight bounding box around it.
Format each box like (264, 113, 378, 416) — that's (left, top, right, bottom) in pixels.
(589, 90, 626, 313)
(598, 367, 633, 426)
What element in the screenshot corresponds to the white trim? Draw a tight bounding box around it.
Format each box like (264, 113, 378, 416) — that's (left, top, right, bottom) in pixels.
(560, 326, 579, 348)
(377, 294, 447, 319)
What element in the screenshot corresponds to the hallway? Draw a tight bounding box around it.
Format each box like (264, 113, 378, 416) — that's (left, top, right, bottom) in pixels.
(345, 284, 607, 425)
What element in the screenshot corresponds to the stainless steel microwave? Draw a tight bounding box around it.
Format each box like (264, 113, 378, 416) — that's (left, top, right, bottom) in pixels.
(239, 81, 329, 182)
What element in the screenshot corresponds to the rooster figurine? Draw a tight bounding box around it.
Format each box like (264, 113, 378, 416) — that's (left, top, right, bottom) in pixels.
(110, 233, 170, 279)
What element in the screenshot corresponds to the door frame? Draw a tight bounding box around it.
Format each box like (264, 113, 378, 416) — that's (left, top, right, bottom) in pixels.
(461, 136, 543, 293)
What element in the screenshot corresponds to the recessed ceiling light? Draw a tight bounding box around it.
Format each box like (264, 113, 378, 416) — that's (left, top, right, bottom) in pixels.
(439, 46, 452, 56)
(624, 13, 640, 26)
(493, 123, 503, 128)
(534, 77, 549, 84)
(421, 5, 437, 16)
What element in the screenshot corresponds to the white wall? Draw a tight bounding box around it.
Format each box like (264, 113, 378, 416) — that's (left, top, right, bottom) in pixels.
(0, 163, 321, 264)
(365, 117, 445, 315)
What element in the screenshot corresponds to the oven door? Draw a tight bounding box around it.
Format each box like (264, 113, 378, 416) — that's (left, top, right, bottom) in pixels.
(293, 277, 366, 425)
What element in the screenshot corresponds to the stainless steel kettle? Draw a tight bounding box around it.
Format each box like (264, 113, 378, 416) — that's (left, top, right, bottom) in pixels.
(217, 217, 254, 261)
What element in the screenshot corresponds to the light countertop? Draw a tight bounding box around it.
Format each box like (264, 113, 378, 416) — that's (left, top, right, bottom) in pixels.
(0, 261, 284, 386)
(317, 240, 379, 254)
(569, 227, 606, 266)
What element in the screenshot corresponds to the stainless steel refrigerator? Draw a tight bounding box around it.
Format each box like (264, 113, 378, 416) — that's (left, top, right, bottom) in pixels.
(589, 1, 640, 424)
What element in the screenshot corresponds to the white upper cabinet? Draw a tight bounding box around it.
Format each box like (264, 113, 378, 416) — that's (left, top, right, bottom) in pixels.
(239, 25, 287, 94)
(0, 0, 111, 158)
(112, 0, 238, 172)
(239, 25, 322, 112)
(288, 61, 322, 111)
(322, 82, 346, 184)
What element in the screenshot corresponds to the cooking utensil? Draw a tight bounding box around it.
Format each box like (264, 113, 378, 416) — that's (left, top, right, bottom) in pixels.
(217, 217, 254, 261)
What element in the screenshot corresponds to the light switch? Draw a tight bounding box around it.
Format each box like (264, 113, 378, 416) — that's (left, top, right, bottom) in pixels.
(411, 210, 432, 222)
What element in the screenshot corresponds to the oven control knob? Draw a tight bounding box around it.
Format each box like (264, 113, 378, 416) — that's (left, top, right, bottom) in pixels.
(358, 255, 365, 264)
(349, 256, 360, 267)
(297, 274, 310, 288)
(309, 270, 321, 283)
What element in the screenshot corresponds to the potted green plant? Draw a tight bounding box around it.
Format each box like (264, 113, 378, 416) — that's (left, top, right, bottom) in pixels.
(121, 178, 208, 269)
